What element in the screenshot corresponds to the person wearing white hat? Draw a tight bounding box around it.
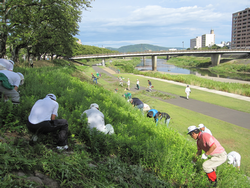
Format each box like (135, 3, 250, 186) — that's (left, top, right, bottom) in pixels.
(0, 69, 24, 103)
(185, 85, 191, 100)
(0, 59, 14, 71)
(27, 94, 69, 150)
(136, 79, 140, 90)
(187, 125, 227, 187)
(127, 78, 130, 90)
(198, 124, 212, 135)
(81, 103, 114, 135)
(227, 151, 241, 169)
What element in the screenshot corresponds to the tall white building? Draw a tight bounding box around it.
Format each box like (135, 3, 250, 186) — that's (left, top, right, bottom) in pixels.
(190, 36, 202, 49)
(190, 30, 215, 49)
(202, 30, 215, 47)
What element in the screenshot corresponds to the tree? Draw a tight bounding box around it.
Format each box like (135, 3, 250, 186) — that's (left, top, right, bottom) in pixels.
(0, 0, 92, 60)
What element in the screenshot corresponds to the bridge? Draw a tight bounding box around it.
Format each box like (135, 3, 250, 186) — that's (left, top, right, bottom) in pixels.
(70, 49, 250, 71)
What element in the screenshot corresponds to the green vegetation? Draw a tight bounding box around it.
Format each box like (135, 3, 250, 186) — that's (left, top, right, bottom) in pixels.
(168, 56, 211, 67)
(1, 59, 250, 187)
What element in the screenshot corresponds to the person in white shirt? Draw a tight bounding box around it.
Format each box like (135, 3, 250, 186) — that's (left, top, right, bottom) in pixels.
(0, 69, 24, 103)
(185, 85, 191, 99)
(198, 124, 212, 135)
(136, 79, 140, 90)
(27, 94, 69, 150)
(127, 78, 130, 90)
(82, 103, 114, 135)
(0, 59, 14, 71)
(227, 151, 241, 169)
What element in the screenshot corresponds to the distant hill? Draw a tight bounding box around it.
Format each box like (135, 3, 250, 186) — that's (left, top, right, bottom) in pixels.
(106, 44, 182, 53)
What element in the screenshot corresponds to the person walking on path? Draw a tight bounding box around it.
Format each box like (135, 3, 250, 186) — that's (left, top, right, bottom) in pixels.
(227, 151, 241, 170)
(187, 126, 227, 187)
(136, 79, 140, 90)
(198, 124, 212, 135)
(159, 112, 171, 127)
(127, 78, 130, 90)
(27, 94, 69, 150)
(147, 109, 161, 126)
(81, 103, 114, 135)
(91, 73, 97, 84)
(130, 97, 144, 113)
(0, 70, 24, 103)
(185, 85, 191, 99)
(148, 80, 152, 92)
(123, 92, 132, 100)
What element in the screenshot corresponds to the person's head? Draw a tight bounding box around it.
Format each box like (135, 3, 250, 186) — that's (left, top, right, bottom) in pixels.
(147, 111, 153, 118)
(187, 85, 189, 87)
(9, 60, 14, 66)
(187, 125, 200, 140)
(17, 72, 24, 85)
(90, 103, 99, 110)
(46, 94, 56, 101)
(122, 94, 125, 97)
(198, 124, 205, 131)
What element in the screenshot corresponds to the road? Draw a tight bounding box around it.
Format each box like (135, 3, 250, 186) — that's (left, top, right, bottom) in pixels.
(92, 66, 250, 130)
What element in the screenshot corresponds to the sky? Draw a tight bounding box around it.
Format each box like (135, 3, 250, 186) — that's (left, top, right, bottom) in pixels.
(77, 0, 249, 49)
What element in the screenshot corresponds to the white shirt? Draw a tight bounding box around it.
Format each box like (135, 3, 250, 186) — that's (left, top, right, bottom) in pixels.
(227, 151, 241, 167)
(127, 80, 130, 85)
(185, 87, 191, 94)
(202, 127, 212, 135)
(0, 70, 20, 87)
(82, 107, 106, 132)
(0, 59, 13, 71)
(137, 80, 139, 84)
(28, 97, 59, 124)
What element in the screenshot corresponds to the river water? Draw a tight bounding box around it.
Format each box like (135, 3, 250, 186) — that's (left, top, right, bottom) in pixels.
(135, 58, 250, 81)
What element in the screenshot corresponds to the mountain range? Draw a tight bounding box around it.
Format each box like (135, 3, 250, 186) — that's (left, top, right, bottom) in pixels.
(106, 44, 183, 53)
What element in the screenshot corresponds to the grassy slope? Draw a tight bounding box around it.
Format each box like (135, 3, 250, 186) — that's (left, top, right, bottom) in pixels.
(85, 67, 250, 176)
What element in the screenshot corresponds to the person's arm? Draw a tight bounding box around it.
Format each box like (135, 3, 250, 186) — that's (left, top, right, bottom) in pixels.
(205, 143, 217, 156)
(14, 86, 18, 91)
(193, 149, 202, 162)
(51, 114, 56, 120)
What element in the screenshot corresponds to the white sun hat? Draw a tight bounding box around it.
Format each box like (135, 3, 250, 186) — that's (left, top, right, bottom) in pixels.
(198, 124, 205, 129)
(17, 72, 24, 85)
(90, 103, 99, 109)
(46, 94, 57, 101)
(187, 125, 198, 134)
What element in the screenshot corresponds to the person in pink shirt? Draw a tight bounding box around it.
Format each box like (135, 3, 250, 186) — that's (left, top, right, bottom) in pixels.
(187, 126, 227, 187)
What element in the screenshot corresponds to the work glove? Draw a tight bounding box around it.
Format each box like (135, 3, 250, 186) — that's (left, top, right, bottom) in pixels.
(201, 153, 208, 159)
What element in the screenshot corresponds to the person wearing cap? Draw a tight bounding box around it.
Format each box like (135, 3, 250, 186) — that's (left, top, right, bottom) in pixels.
(27, 94, 69, 150)
(185, 85, 191, 100)
(148, 80, 152, 92)
(122, 92, 132, 100)
(81, 103, 114, 135)
(130, 97, 144, 113)
(198, 124, 212, 135)
(147, 109, 161, 126)
(0, 59, 14, 71)
(227, 151, 241, 169)
(187, 126, 227, 187)
(127, 78, 130, 90)
(0, 69, 24, 103)
(136, 79, 140, 90)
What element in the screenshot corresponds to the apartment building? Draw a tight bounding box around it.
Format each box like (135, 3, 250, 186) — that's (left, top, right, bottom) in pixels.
(231, 8, 250, 49)
(190, 36, 202, 49)
(202, 30, 215, 48)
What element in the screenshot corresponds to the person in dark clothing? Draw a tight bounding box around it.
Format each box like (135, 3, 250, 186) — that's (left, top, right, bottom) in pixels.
(130, 97, 144, 112)
(91, 73, 97, 84)
(147, 109, 161, 125)
(148, 80, 152, 92)
(159, 112, 171, 127)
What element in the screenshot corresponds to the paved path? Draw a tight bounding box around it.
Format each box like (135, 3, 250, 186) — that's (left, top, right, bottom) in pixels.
(92, 66, 250, 130)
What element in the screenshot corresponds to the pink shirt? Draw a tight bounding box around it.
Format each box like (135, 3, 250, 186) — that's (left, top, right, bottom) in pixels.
(197, 132, 225, 155)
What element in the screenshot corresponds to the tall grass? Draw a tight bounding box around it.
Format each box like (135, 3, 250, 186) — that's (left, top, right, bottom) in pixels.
(0, 60, 249, 187)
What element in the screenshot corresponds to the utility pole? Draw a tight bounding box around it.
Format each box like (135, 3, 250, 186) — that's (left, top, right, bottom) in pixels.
(182, 41, 184, 50)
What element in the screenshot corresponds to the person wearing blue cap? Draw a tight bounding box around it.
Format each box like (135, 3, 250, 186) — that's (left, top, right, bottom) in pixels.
(27, 94, 69, 150)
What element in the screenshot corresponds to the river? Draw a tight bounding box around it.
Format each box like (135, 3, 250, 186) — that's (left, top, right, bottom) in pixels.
(135, 58, 250, 81)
